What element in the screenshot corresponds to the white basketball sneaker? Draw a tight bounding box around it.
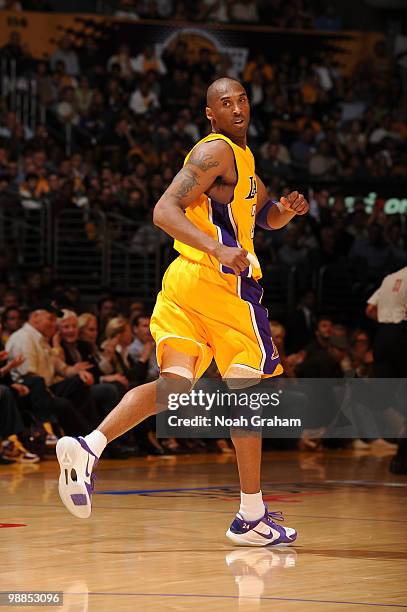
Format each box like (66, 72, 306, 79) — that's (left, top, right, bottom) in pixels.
(226, 506, 297, 546)
(56, 437, 98, 519)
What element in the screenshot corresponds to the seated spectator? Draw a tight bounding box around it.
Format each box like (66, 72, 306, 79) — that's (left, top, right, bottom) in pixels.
(340, 120, 367, 155)
(1, 306, 23, 345)
(340, 89, 366, 123)
(131, 45, 166, 75)
(290, 127, 315, 172)
(0, 288, 20, 313)
(97, 297, 118, 339)
(128, 314, 158, 382)
(269, 321, 296, 377)
(230, 0, 259, 23)
(0, 31, 32, 76)
(19, 173, 43, 210)
(107, 44, 135, 80)
(244, 52, 274, 83)
(309, 140, 339, 178)
(303, 315, 333, 358)
(129, 80, 160, 115)
(350, 329, 374, 378)
(0, 384, 40, 464)
(115, 0, 140, 20)
(78, 313, 123, 380)
(258, 143, 291, 180)
(6, 302, 97, 436)
(313, 227, 339, 266)
(349, 224, 392, 278)
(286, 290, 317, 353)
(162, 41, 189, 74)
(278, 227, 308, 267)
(56, 87, 80, 126)
(196, 0, 229, 23)
(35, 60, 57, 107)
(102, 316, 148, 386)
(161, 69, 190, 109)
(385, 224, 407, 266)
(53, 310, 134, 459)
(50, 36, 80, 77)
(130, 213, 171, 255)
(75, 76, 94, 115)
(259, 127, 291, 165)
(0, 111, 33, 141)
(0, 343, 54, 460)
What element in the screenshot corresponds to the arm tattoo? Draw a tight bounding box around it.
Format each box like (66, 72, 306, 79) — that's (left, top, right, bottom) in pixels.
(188, 151, 220, 172)
(174, 168, 199, 198)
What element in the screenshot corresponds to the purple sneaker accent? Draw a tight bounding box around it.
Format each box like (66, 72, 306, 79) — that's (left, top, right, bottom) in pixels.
(77, 438, 98, 508)
(77, 437, 99, 459)
(77, 437, 99, 480)
(230, 505, 297, 545)
(71, 494, 88, 506)
(85, 455, 90, 478)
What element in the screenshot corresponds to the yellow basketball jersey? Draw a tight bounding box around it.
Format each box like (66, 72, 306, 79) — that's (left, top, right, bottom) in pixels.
(174, 133, 262, 280)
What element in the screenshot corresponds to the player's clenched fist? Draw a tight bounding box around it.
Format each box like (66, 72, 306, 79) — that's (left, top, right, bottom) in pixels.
(214, 245, 249, 275)
(280, 191, 309, 215)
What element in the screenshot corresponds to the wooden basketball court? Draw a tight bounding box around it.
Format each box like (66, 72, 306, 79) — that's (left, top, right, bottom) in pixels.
(1, 449, 407, 611)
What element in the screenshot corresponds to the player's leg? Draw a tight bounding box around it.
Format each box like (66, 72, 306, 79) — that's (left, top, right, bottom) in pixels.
(226, 388, 297, 547)
(56, 345, 196, 518)
(201, 275, 296, 546)
(231, 433, 261, 495)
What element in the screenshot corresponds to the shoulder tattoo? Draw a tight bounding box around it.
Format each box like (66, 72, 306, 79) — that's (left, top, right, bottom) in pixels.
(188, 150, 220, 172)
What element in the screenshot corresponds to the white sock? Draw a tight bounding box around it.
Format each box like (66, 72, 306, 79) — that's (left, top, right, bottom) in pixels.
(239, 490, 265, 521)
(83, 430, 107, 458)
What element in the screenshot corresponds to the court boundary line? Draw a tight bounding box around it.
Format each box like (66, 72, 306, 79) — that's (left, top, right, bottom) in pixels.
(2, 503, 407, 523)
(63, 591, 407, 607)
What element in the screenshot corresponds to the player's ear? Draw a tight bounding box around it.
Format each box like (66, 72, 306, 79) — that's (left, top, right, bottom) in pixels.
(205, 106, 213, 122)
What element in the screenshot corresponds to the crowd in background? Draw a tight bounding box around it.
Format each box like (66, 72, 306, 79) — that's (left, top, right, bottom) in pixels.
(0, 28, 406, 284)
(0, 6, 406, 464)
(2, 0, 345, 30)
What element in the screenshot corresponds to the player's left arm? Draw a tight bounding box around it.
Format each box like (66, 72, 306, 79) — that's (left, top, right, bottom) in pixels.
(255, 174, 309, 230)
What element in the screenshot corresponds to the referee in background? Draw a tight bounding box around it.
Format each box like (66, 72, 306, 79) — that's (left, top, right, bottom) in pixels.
(366, 266, 407, 473)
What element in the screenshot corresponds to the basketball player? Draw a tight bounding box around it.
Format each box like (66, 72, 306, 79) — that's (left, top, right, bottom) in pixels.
(56, 78, 309, 546)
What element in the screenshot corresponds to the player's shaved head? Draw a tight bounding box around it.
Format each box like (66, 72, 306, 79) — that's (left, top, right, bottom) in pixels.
(205, 77, 250, 146)
(206, 77, 245, 106)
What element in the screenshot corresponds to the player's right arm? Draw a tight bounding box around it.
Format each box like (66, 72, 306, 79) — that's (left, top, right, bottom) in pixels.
(153, 139, 249, 274)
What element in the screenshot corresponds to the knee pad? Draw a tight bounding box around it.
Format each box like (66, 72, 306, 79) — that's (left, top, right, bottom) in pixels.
(224, 365, 262, 390)
(156, 373, 193, 413)
(161, 365, 194, 382)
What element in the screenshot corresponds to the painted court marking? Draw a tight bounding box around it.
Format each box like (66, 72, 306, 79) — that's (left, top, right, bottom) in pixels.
(64, 591, 407, 608)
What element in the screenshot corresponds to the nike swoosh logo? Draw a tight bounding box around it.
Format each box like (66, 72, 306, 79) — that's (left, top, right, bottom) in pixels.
(253, 527, 282, 541)
(85, 454, 91, 478)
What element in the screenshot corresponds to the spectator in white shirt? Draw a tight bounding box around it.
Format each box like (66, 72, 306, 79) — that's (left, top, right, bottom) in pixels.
(50, 37, 80, 77)
(129, 80, 160, 115)
(107, 44, 134, 80)
(6, 303, 97, 435)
